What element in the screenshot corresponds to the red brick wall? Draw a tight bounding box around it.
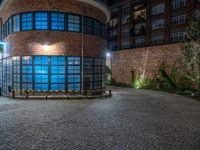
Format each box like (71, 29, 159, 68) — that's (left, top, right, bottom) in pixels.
(111, 44, 181, 84)
(5, 31, 106, 58)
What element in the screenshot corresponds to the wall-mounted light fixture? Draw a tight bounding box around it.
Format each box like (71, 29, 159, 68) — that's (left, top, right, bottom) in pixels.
(44, 44, 49, 52)
(106, 52, 111, 57)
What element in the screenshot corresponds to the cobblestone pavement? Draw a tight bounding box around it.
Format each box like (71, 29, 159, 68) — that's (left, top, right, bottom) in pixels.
(0, 87, 200, 150)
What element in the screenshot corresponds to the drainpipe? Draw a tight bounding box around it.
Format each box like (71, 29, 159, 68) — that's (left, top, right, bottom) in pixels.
(198, 53, 200, 96)
(81, 1, 84, 94)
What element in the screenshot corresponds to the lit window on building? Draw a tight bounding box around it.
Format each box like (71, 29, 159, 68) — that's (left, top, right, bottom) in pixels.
(68, 14, 80, 32)
(22, 13, 33, 31)
(51, 13, 65, 30)
(171, 0, 187, 9)
(151, 3, 165, 15)
(35, 12, 48, 30)
(13, 14, 20, 32)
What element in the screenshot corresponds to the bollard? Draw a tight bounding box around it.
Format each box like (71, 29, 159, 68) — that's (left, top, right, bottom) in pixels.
(12, 90, 15, 98)
(109, 90, 112, 98)
(45, 92, 48, 100)
(86, 90, 89, 98)
(25, 91, 29, 99)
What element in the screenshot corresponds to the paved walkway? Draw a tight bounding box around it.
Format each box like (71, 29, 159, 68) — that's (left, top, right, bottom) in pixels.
(0, 87, 200, 150)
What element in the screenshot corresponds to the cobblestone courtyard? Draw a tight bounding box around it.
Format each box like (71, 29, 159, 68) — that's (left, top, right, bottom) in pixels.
(0, 87, 200, 150)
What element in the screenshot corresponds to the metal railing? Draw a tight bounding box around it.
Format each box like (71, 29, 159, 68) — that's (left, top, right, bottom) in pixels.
(11, 89, 112, 100)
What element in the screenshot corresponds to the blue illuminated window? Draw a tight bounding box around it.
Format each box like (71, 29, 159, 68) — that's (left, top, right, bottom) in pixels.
(67, 57, 80, 90)
(8, 18, 12, 34)
(22, 56, 32, 65)
(5, 21, 9, 36)
(51, 84, 65, 90)
(22, 66, 33, 74)
(13, 14, 20, 32)
(22, 13, 33, 31)
(3, 11, 106, 39)
(51, 56, 65, 65)
(50, 56, 65, 90)
(35, 12, 48, 30)
(68, 66, 80, 74)
(51, 13, 65, 30)
(35, 66, 48, 74)
(35, 84, 48, 90)
(35, 60, 49, 89)
(68, 57, 80, 65)
(35, 75, 48, 83)
(35, 56, 48, 65)
(22, 83, 33, 90)
(51, 75, 65, 83)
(22, 74, 33, 82)
(68, 14, 80, 32)
(68, 83, 80, 90)
(51, 66, 65, 74)
(68, 75, 80, 82)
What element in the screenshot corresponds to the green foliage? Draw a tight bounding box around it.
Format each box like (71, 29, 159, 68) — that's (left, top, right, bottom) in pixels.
(133, 78, 157, 89)
(130, 68, 158, 90)
(181, 15, 200, 90)
(154, 60, 193, 92)
(105, 65, 111, 83)
(158, 61, 177, 91)
(131, 70, 135, 87)
(132, 60, 193, 92)
(110, 78, 132, 88)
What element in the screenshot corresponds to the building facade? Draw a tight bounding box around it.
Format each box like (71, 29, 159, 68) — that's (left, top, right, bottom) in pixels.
(108, 0, 200, 84)
(0, 0, 110, 95)
(108, 0, 200, 50)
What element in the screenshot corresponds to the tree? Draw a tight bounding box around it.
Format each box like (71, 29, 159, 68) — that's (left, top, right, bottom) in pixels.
(181, 14, 200, 94)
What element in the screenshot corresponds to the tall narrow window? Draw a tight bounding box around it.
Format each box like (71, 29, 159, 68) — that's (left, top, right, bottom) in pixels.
(13, 14, 20, 32)
(101, 24, 106, 39)
(84, 17, 93, 34)
(151, 3, 165, 15)
(94, 21, 101, 37)
(8, 18, 12, 34)
(22, 13, 33, 31)
(34, 56, 49, 90)
(68, 14, 80, 32)
(51, 56, 65, 90)
(51, 13, 65, 30)
(67, 57, 80, 90)
(35, 12, 48, 30)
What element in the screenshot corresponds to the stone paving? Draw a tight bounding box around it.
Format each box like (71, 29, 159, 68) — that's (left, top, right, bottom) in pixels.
(0, 87, 200, 150)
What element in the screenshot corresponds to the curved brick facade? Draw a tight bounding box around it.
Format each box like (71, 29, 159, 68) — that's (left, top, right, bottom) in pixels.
(5, 31, 106, 57)
(0, 0, 109, 95)
(0, 0, 107, 57)
(0, 0, 107, 23)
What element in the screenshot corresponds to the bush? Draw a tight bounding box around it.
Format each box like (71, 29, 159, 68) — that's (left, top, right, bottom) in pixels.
(109, 78, 132, 88)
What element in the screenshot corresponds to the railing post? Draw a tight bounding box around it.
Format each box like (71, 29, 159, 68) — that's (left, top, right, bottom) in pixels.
(109, 90, 112, 98)
(25, 91, 29, 99)
(12, 90, 15, 98)
(45, 91, 48, 100)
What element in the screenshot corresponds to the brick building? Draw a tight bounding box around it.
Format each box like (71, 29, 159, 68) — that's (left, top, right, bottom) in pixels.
(107, 0, 200, 84)
(0, 0, 110, 95)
